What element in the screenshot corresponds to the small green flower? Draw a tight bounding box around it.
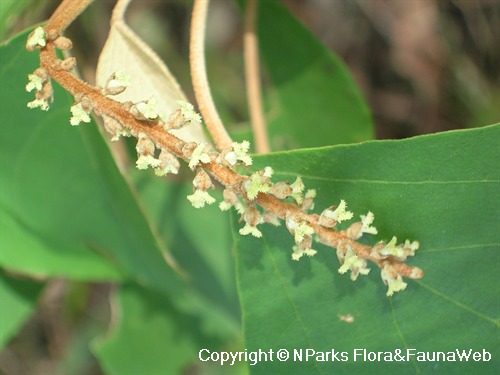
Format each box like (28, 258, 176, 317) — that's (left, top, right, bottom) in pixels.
(360, 211, 377, 235)
(224, 141, 252, 166)
(305, 189, 316, 199)
(219, 201, 232, 211)
(26, 27, 46, 50)
(290, 176, 305, 204)
(105, 71, 131, 95)
(381, 265, 407, 297)
(301, 189, 317, 210)
(323, 200, 353, 224)
(27, 99, 49, 111)
(110, 128, 131, 142)
(403, 240, 420, 256)
(136, 155, 161, 170)
(239, 223, 262, 238)
(70, 103, 91, 126)
(133, 96, 160, 120)
(154, 150, 180, 176)
(187, 189, 216, 208)
(188, 143, 211, 169)
(243, 169, 272, 200)
(291, 245, 317, 261)
(338, 246, 370, 281)
(287, 217, 314, 244)
(379, 236, 405, 259)
(178, 100, 202, 124)
(26, 74, 44, 92)
(263, 166, 273, 178)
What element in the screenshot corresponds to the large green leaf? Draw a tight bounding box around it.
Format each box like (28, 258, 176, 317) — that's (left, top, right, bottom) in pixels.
(0, 0, 31, 40)
(0, 205, 122, 281)
(0, 33, 129, 280)
(130, 173, 240, 326)
(234, 124, 499, 374)
(0, 270, 43, 349)
(93, 284, 247, 375)
(253, 0, 374, 150)
(91, 174, 242, 374)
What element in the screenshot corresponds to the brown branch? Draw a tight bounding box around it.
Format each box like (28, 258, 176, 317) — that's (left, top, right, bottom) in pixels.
(40, 39, 423, 281)
(244, 0, 269, 154)
(45, 0, 94, 39)
(190, 0, 233, 151)
(111, 0, 131, 24)
(30, 3, 424, 297)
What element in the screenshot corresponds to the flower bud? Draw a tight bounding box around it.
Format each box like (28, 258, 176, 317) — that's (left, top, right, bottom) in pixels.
(53, 36, 73, 50)
(193, 169, 213, 191)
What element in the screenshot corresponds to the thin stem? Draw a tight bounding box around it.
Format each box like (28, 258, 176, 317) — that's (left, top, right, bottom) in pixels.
(244, 0, 269, 154)
(45, 0, 94, 39)
(111, 0, 132, 23)
(190, 0, 233, 151)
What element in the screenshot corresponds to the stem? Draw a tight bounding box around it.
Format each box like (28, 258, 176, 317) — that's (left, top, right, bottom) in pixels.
(45, 0, 94, 39)
(34, 4, 423, 286)
(40, 40, 422, 280)
(111, 0, 131, 23)
(190, 0, 233, 151)
(244, 0, 269, 154)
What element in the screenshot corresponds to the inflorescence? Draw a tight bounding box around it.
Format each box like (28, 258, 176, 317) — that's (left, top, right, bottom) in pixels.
(26, 26, 423, 297)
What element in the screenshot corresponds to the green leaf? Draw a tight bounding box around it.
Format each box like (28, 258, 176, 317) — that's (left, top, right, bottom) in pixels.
(234, 125, 500, 374)
(93, 284, 247, 375)
(131, 173, 241, 327)
(0, 270, 44, 349)
(0, 206, 122, 281)
(0, 32, 130, 281)
(254, 0, 374, 149)
(0, 0, 31, 40)
(93, 284, 198, 375)
(91, 173, 243, 374)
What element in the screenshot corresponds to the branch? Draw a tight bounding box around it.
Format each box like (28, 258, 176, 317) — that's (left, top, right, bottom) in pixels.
(24, 5, 424, 297)
(190, 0, 233, 151)
(244, 0, 269, 154)
(45, 0, 94, 39)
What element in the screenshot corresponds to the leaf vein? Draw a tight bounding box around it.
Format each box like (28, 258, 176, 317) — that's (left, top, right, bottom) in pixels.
(274, 171, 499, 185)
(416, 281, 499, 327)
(389, 299, 425, 375)
(262, 237, 324, 375)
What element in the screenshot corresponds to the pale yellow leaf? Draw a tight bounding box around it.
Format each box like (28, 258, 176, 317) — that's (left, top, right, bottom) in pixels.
(96, 0, 208, 143)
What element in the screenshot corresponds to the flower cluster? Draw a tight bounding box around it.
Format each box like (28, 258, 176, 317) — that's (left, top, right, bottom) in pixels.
(26, 29, 423, 297)
(26, 68, 52, 111)
(188, 168, 216, 208)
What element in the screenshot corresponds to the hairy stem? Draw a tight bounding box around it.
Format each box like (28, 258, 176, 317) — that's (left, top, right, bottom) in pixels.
(41, 38, 422, 280)
(45, 0, 94, 39)
(111, 0, 131, 23)
(244, 0, 269, 154)
(30, 2, 423, 295)
(190, 0, 233, 151)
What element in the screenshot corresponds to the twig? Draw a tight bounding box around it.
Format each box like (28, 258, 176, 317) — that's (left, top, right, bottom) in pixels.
(27, 0, 424, 296)
(111, 0, 132, 23)
(39, 42, 420, 277)
(45, 0, 94, 39)
(244, 0, 269, 154)
(190, 0, 233, 151)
